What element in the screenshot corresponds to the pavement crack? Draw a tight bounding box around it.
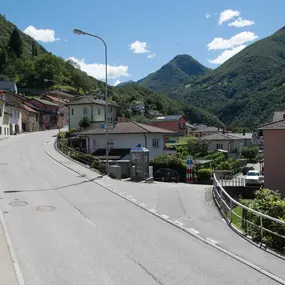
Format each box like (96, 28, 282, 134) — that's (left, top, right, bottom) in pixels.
(127, 256, 164, 285)
(175, 188, 187, 216)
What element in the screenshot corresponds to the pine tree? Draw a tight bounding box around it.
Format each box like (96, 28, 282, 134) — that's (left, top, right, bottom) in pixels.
(8, 28, 23, 58)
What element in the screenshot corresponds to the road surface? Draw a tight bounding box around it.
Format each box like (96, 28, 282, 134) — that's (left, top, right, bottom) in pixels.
(0, 131, 281, 285)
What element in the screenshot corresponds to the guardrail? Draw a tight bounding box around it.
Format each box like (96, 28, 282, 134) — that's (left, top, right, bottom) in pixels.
(56, 138, 106, 173)
(213, 173, 285, 247)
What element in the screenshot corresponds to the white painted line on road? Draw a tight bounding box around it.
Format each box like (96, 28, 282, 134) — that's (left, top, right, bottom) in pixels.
(187, 228, 200, 235)
(140, 203, 146, 207)
(160, 214, 170, 219)
(126, 195, 133, 199)
(149, 208, 157, 213)
(0, 208, 26, 285)
(130, 198, 137, 202)
(206, 238, 219, 245)
(174, 220, 184, 227)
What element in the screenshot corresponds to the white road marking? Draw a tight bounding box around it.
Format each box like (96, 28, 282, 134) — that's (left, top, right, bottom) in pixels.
(161, 214, 170, 219)
(174, 220, 184, 227)
(140, 203, 146, 207)
(126, 195, 133, 198)
(206, 238, 219, 245)
(187, 228, 200, 235)
(149, 208, 157, 213)
(130, 198, 137, 202)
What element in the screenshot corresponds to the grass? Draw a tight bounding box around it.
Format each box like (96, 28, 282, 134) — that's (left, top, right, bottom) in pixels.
(227, 205, 243, 230)
(166, 136, 190, 147)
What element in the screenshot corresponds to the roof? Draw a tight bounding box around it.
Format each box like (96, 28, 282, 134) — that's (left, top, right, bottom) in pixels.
(92, 148, 131, 160)
(79, 121, 176, 135)
(259, 119, 285, 130)
(66, 96, 120, 107)
(31, 98, 59, 107)
(42, 95, 66, 104)
(23, 104, 38, 113)
(43, 90, 76, 98)
(229, 133, 253, 140)
(191, 124, 219, 132)
(151, 115, 183, 122)
(202, 132, 243, 141)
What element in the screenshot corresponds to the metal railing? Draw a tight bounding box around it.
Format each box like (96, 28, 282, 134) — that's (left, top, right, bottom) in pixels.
(213, 173, 285, 247)
(218, 177, 245, 187)
(56, 139, 106, 173)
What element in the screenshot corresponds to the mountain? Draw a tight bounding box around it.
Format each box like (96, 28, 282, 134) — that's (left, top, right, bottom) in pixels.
(116, 80, 135, 87)
(137, 54, 210, 94)
(171, 26, 285, 128)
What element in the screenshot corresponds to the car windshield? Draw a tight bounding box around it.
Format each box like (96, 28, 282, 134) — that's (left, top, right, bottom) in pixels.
(247, 171, 259, 176)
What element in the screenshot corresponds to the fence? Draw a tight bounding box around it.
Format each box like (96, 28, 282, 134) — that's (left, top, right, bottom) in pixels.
(218, 177, 245, 187)
(213, 173, 285, 248)
(56, 139, 106, 173)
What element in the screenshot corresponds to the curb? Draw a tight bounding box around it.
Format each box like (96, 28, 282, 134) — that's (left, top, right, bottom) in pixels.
(0, 208, 25, 285)
(45, 138, 285, 285)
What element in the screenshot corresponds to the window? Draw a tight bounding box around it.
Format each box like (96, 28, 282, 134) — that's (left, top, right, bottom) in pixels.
(4, 128, 6, 135)
(0, 106, 2, 117)
(83, 107, 88, 115)
(93, 140, 96, 149)
(152, 138, 160, 148)
(98, 108, 101, 115)
(283, 114, 285, 119)
(110, 106, 113, 112)
(71, 108, 74, 115)
(216, 144, 223, 149)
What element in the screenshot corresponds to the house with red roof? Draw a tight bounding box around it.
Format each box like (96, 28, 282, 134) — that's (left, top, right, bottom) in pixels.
(22, 103, 40, 132)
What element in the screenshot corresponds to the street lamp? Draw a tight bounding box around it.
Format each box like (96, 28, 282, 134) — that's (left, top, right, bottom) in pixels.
(73, 28, 109, 174)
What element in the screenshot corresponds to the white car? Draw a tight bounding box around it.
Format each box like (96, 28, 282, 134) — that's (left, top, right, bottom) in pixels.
(245, 170, 264, 186)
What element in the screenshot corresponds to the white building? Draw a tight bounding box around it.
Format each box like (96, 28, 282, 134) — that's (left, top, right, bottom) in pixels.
(78, 121, 175, 160)
(273, 111, 285, 122)
(66, 97, 121, 131)
(0, 92, 11, 137)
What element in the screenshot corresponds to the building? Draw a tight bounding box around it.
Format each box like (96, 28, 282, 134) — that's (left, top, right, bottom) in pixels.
(202, 132, 248, 157)
(21, 103, 40, 132)
(66, 97, 121, 131)
(0, 92, 11, 136)
(77, 121, 175, 160)
(150, 115, 191, 136)
(41, 94, 68, 127)
(259, 119, 285, 196)
(190, 124, 221, 137)
(4, 91, 25, 134)
(28, 98, 59, 130)
(229, 132, 254, 147)
(273, 111, 285, 122)
(0, 81, 18, 94)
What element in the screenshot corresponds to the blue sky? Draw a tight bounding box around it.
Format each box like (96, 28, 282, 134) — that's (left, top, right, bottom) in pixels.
(2, 0, 285, 85)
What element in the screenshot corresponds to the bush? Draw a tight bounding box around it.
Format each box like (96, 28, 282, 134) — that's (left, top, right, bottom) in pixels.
(242, 188, 285, 250)
(241, 146, 259, 159)
(79, 116, 90, 129)
(151, 153, 186, 182)
(197, 168, 212, 181)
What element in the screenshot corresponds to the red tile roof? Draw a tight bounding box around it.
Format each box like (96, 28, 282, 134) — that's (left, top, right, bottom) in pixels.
(23, 104, 37, 113)
(259, 119, 285, 130)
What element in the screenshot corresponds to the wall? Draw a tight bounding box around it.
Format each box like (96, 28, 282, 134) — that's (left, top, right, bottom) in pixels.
(7, 106, 22, 134)
(87, 133, 166, 160)
(207, 140, 234, 152)
(151, 121, 178, 133)
(264, 130, 285, 196)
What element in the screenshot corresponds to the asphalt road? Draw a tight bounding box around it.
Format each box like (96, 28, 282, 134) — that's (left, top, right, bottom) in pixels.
(0, 131, 281, 285)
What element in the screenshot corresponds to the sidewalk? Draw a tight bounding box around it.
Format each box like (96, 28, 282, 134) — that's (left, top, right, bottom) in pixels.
(0, 220, 18, 285)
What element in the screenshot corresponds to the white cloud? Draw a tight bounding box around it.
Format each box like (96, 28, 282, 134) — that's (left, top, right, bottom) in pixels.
(219, 9, 240, 25)
(23, 25, 59, 43)
(130, 41, 150, 54)
(114, 80, 121, 86)
(209, 45, 246, 64)
(68, 57, 129, 79)
(228, 17, 255, 27)
(207, 31, 258, 50)
(147, 53, 156, 59)
(206, 13, 211, 19)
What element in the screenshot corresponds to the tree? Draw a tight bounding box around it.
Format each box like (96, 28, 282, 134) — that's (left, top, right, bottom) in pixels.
(79, 116, 90, 129)
(8, 28, 23, 58)
(0, 48, 7, 72)
(187, 137, 208, 156)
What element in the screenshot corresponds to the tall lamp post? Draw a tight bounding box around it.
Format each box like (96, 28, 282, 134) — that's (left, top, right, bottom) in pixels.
(73, 28, 109, 174)
(43, 78, 63, 134)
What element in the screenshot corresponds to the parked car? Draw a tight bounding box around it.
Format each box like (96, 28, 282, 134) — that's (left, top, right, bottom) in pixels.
(242, 166, 254, 175)
(245, 170, 264, 186)
(153, 168, 179, 183)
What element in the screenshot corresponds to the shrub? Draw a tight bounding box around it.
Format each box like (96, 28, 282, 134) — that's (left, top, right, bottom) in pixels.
(242, 188, 285, 250)
(241, 146, 259, 159)
(79, 116, 90, 129)
(151, 153, 186, 182)
(197, 168, 212, 181)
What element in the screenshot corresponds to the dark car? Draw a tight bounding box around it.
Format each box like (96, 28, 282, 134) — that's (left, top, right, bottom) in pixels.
(242, 166, 255, 175)
(153, 168, 179, 183)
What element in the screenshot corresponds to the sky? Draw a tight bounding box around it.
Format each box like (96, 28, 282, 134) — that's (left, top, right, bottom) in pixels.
(1, 0, 285, 86)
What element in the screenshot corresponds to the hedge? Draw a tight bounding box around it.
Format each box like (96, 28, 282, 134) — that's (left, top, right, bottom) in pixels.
(242, 188, 285, 250)
(197, 168, 212, 182)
